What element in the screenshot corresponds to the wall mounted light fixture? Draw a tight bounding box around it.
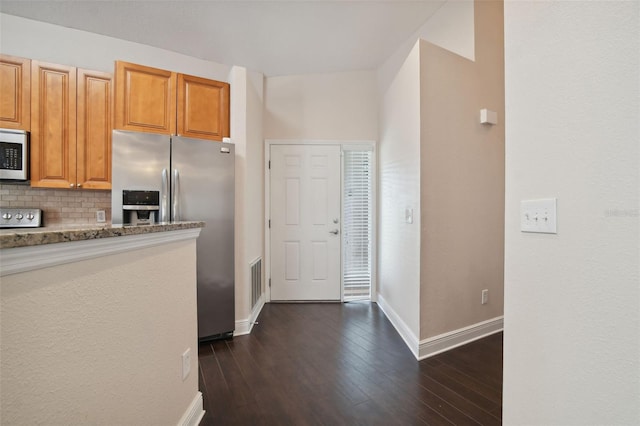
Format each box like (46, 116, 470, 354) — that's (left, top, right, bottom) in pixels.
(480, 108, 498, 125)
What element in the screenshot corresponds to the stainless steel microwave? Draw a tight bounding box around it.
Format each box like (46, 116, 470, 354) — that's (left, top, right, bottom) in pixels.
(0, 129, 28, 181)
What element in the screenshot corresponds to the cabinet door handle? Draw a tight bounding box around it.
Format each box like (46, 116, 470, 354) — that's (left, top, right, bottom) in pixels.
(76, 183, 82, 188)
(69, 183, 75, 188)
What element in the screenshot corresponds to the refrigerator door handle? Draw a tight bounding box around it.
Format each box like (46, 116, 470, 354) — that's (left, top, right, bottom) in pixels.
(160, 168, 169, 223)
(172, 169, 180, 221)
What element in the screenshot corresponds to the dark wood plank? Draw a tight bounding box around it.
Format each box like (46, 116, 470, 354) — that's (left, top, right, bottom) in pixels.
(394, 366, 501, 425)
(430, 363, 503, 406)
(423, 366, 500, 415)
(198, 303, 503, 425)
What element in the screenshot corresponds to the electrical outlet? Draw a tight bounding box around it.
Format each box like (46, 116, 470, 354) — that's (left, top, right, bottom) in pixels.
(481, 289, 489, 305)
(96, 210, 106, 223)
(182, 348, 191, 380)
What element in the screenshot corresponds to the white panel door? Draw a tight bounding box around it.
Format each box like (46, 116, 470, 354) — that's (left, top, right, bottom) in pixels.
(270, 145, 341, 301)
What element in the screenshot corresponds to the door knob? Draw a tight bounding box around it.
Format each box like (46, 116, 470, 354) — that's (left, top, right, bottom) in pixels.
(329, 229, 339, 235)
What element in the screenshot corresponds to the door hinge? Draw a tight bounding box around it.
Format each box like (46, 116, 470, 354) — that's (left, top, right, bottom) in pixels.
(268, 219, 271, 228)
(269, 278, 271, 288)
(268, 160, 271, 169)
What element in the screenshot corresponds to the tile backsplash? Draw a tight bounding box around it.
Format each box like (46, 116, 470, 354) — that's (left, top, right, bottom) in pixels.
(0, 183, 111, 226)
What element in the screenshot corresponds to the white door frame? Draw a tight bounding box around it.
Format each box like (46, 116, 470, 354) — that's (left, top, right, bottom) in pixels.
(264, 139, 377, 303)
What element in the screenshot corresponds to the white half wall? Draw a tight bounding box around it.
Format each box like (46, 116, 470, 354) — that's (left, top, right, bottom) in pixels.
(0, 13, 230, 79)
(503, 1, 640, 424)
(0, 239, 201, 425)
(377, 41, 422, 344)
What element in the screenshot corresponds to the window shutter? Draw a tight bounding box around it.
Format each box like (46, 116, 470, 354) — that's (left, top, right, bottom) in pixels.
(343, 150, 373, 301)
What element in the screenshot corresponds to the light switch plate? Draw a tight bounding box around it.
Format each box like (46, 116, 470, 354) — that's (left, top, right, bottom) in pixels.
(521, 198, 557, 234)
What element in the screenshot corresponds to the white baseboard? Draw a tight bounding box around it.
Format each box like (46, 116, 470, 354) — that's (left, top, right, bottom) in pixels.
(375, 294, 420, 359)
(177, 391, 204, 426)
(417, 316, 504, 360)
(234, 295, 265, 336)
(376, 294, 504, 361)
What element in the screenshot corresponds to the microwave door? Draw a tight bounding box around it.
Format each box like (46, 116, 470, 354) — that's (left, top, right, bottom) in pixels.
(0, 129, 28, 181)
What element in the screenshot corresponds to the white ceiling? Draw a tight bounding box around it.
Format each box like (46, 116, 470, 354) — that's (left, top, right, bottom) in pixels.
(0, 0, 446, 76)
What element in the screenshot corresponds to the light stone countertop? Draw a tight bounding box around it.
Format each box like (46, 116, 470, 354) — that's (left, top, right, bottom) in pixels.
(0, 221, 205, 249)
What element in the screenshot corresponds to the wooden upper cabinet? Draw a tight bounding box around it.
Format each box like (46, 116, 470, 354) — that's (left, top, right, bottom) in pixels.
(0, 54, 31, 130)
(77, 69, 112, 190)
(30, 61, 77, 189)
(177, 73, 230, 141)
(30, 62, 111, 190)
(115, 61, 176, 135)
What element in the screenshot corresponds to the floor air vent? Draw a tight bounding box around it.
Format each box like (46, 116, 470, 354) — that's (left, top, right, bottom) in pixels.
(250, 258, 262, 309)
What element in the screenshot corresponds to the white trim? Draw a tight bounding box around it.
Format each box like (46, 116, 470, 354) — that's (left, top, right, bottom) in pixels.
(264, 140, 271, 302)
(234, 319, 250, 336)
(234, 294, 266, 336)
(0, 228, 202, 277)
(369, 142, 378, 303)
(376, 295, 504, 361)
(417, 316, 504, 360)
(339, 149, 345, 302)
(376, 294, 420, 359)
(177, 391, 205, 426)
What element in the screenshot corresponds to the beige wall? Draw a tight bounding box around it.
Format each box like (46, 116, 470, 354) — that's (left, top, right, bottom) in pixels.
(0, 240, 200, 424)
(419, 1, 504, 339)
(503, 1, 639, 422)
(263, 70, 378, 140)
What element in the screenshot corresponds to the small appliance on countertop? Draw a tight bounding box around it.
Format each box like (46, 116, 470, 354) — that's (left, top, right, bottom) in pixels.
(0, 207, 42, 228)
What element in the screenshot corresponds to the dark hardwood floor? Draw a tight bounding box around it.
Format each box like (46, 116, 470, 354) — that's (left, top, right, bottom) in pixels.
(198, 302, 503, 425)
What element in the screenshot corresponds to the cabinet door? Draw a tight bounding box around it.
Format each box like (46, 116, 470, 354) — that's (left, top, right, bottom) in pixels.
(177, 73, 229, 141)
(115, 61, 176, 135)
(77, 69, 112, 190)
(31, 61, 77, 188)
(0, 54, 31, 130)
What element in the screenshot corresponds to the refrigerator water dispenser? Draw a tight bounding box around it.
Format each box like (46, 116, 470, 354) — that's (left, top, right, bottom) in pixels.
(122, 190, 160, 225)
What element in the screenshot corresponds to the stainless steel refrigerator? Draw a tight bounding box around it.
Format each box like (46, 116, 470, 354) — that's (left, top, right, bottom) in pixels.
(111, 130, 235, 340)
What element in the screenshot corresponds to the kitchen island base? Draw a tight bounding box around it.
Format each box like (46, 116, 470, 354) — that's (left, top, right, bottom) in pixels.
(0, 226, 204, 425)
